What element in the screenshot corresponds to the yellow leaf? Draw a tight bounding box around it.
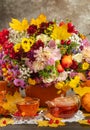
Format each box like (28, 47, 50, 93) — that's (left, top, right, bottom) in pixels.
(3, 91, 23, 114)
(0, 118, 14, 127)
(84, 113, 90, 117)
(49, 122, 65, 127)
(37, 120, 65, 127)
(37, 120, 48, 127)
(78, 120, 90, 125)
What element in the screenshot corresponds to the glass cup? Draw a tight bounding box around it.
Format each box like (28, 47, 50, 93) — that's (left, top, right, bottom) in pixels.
(16, 97, 40, 117)
(46, 95, 81, 118)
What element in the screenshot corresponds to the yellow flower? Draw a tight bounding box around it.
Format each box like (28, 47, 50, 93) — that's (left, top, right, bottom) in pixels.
(69, 76, 80, 89)
(51, 24, 71, 40)
(28, 37, 35, 46)
(21, 38, 30, 52)
(55, 82, 64, 89)
(55, 82, 70, 94)
(28, 78, 36, 85)
(30, 18, 36, 25)
(30, 14, 47, 27)
(79, 34, 86, 40)
(14, 43, 21, 52)
(9, 18, 29, 32)
(55, 82, 64, 94)
(82, 62, 89, 70)
(38, 14, 47, 22)
(21, 38, 29, 44)
(23, 44, 30, 52)
(73, 86, 90, 97)
(21, 37, 34, 52)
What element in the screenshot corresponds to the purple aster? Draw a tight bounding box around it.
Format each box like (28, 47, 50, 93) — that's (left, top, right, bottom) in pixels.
(13, 78, 26, 88)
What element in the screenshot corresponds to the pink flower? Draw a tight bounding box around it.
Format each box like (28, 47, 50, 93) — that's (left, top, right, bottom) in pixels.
(82, 39, 90, 47)
(48, 40, 56, 48)
(47, 58, 55, 65)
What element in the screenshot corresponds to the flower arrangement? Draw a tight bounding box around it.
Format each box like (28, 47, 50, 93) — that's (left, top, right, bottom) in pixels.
(0, 14, 90, 92)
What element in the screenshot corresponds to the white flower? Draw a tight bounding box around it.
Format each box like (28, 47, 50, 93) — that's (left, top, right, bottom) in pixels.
(19, 65, 31, 80)
(55, 39, 60, 45)
(57, 71, 68, 82)
(43, 73, 57, 83)
(32, 60, 45, 73)
(9, 28, 29, 44)
(36, 34, 50, 44)
(34, 46, 61, 64)
(72, 53, 83, 63)
(69, 33, 82, 44)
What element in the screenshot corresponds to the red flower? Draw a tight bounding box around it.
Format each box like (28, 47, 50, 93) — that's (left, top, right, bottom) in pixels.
(67, 22, 78, 34)
(32, 40, 44, 50)
(27, 25, 37, 35)
(61, 40, 65, 45)
(2, 41, 16, 59)
(59, 21, 65, 26)
(2, 29, 9, 36)
(38, 22, 49, 34)
(70, 60, 78, 70)
(66, 39, 71, 45)
(0, 29, 9, 45)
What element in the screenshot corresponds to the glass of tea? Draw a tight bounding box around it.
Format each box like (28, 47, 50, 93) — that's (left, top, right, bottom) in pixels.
(46, 95, 80, 118)
(16, 97, 40, 117)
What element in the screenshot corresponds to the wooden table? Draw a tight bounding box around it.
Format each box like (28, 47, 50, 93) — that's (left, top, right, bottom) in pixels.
(0, 123, 90, 130)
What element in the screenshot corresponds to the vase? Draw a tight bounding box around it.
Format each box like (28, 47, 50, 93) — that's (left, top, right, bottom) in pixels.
(0, 81, 7, 91)
(25, 83, 66, 107)
(0, 80, 19, 95)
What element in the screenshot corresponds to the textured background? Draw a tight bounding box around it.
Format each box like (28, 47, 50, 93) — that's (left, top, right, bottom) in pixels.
(0, 0, 90, 39)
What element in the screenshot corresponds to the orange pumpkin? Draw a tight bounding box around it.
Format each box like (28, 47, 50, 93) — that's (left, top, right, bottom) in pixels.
(81, 93, 90, 112)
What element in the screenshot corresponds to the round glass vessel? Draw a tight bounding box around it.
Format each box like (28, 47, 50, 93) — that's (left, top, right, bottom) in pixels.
(16, 97, 40, 117)
(46, 95, 80, 118)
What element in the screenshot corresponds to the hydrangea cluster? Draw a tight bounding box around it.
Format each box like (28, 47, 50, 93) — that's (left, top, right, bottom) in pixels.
(0, 14, 90, 90)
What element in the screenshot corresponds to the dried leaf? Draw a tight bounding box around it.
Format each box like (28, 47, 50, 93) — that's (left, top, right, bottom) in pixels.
(3, 91, 23, 114)
(0, 118, 14, 127)
(78, 120, 90, 125)
(37, 120, 48, 127)
(37, 119, 65, 127)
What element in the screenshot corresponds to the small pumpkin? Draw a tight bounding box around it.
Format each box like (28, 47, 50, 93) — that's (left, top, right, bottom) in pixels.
(81, 93, 90, 112)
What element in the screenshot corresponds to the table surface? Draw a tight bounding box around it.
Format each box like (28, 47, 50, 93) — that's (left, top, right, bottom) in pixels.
(0, 123, 90, 130)
(0, 122, 90, 130)
(0, 110, 90, 130)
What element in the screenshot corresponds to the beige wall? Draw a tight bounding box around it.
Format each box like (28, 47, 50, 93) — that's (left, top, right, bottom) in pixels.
(0, 0, 90, 39)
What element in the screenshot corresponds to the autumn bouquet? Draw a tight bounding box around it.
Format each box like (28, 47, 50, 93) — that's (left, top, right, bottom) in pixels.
(0, 14, 90, 93)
